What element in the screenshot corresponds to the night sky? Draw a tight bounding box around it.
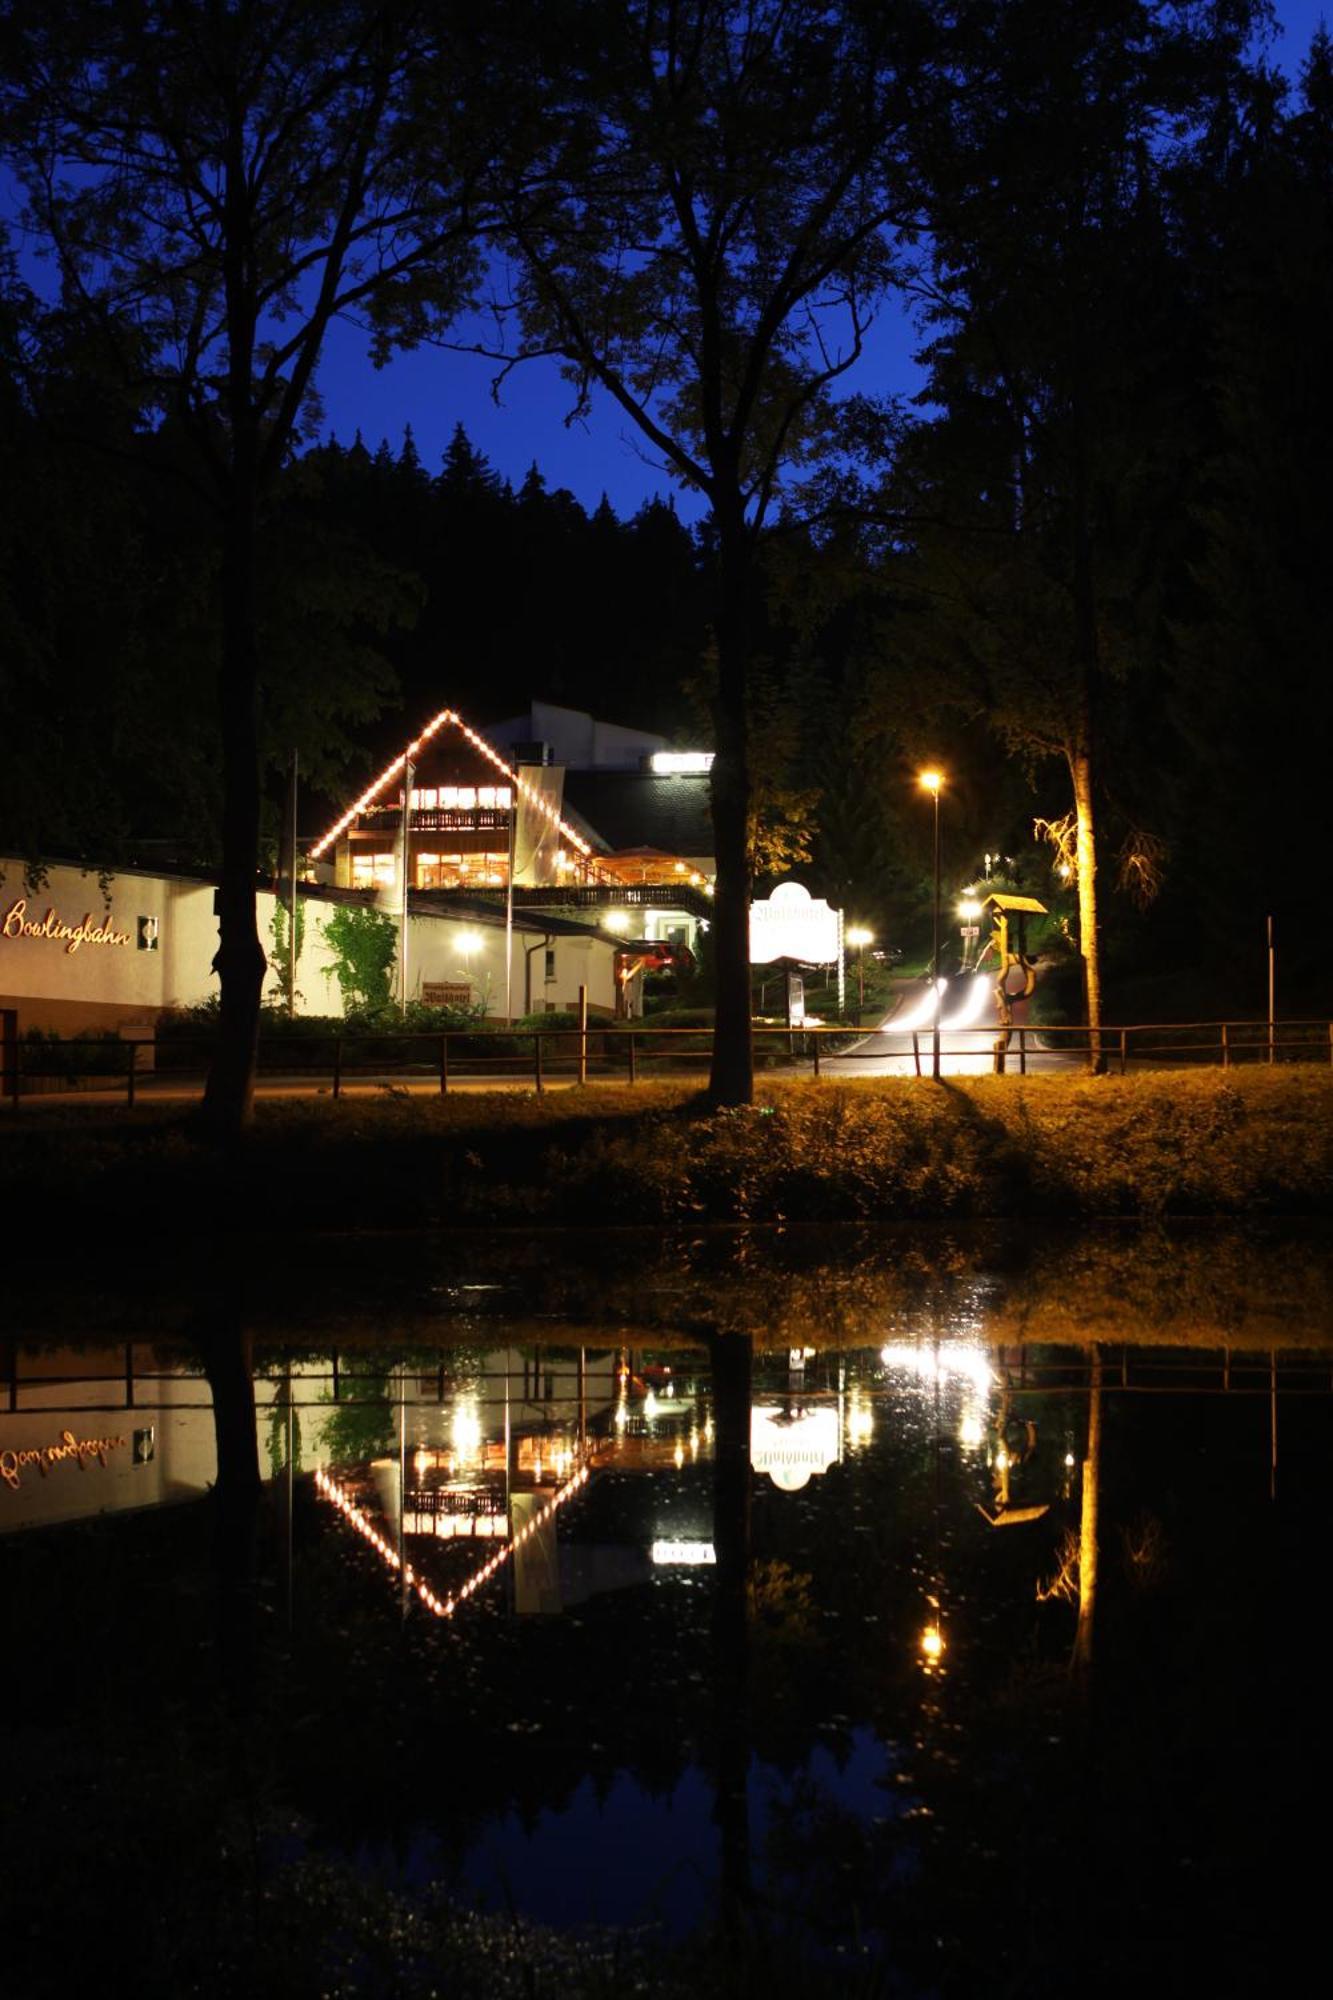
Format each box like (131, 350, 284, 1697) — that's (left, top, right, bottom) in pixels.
(307, 2, 1331, 516)
(1, 3, 1325, 516)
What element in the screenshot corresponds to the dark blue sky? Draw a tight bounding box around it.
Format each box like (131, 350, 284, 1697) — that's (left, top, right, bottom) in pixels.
(311, 4, 1330, 518)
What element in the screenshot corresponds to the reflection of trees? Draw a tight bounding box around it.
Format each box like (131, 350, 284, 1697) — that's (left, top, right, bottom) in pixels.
(319, 1367, 396, 1466)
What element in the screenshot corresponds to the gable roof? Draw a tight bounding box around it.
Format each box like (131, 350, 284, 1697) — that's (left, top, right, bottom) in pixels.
(308, 707, 600, 866)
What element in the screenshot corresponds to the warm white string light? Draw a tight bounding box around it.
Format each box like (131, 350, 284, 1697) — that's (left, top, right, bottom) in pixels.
(315, 1463, 591, 1620)
(308, 707, 602, 869)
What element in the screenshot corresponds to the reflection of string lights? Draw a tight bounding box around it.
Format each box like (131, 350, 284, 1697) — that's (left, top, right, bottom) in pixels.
(315, 1463, 590, 1620)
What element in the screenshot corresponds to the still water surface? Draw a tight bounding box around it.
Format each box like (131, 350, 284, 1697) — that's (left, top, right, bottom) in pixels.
(4, 1224, 1330, 1993)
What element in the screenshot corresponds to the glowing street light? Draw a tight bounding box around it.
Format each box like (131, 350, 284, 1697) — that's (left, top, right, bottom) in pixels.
(603, 910, 631, 933)
(846, 925, 874, 1014)
(918, 770, 944, 1079)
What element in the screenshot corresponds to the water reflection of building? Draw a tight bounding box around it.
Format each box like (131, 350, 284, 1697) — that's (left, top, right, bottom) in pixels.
(0, 1346, 339, 1534)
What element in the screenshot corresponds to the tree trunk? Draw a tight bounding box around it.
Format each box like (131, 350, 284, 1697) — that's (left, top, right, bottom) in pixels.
(1069, 739, 1105, 1074)
(708, 1330, 753, 1935)
(708, 516, 754, 1106)
(200, 495, 268, 1135)
(197, 1297, 262, 1710)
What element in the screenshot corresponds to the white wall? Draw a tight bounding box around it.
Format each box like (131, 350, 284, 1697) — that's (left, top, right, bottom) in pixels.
(1, 856, 617, 1030)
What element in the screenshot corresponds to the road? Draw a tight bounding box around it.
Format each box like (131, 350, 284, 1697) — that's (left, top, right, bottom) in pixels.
(824, 973, 1077, 1078)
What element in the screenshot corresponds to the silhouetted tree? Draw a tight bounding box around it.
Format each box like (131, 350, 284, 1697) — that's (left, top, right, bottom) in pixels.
(436, 0, 944, 1101)
(2, 0, 482, 1131)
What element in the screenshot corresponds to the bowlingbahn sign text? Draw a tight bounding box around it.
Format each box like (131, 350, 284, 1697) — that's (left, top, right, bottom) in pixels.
(2, 897, 131, 955)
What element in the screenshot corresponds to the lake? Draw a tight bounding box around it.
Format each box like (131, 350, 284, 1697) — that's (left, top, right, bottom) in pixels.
(3, 1221, 1329, 1995)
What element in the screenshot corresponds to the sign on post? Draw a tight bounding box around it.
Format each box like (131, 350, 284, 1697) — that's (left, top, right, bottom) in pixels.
(749, 881, 840, 965)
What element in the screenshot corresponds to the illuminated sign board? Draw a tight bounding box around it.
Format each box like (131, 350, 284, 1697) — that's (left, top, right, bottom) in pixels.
(650, 751, 713, 774)
(651, 1540, 716, 1565)
(2, 898, 131, 955)
(750, 1406, 840, 1492)
(749, 881, 840, 965)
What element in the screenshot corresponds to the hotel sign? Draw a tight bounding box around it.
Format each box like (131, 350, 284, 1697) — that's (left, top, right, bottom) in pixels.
(2, 898, 131, 955)
(751, 1406, 840, 1492)
(749, 881, 840, 966)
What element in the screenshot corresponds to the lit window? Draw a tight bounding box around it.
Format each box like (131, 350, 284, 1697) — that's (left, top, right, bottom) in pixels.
(352, 851, 396, 889)
(457, 786, 476, 810)
(496, 786, 512, 810)
(418, 787, 437, 811)
(440, 786, 458, 810)
(544, 948, 556, 981)
(478, 785, 496, 808)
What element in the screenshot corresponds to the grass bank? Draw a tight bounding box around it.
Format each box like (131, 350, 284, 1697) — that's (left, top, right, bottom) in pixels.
(3, 1069, 1332, 1229)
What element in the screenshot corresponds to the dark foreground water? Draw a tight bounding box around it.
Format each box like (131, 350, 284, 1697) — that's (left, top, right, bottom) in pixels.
(3, 1223, 1331, 1997)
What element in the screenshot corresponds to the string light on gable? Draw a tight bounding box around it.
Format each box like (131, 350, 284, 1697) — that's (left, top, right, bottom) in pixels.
(308, 707, 602, 870)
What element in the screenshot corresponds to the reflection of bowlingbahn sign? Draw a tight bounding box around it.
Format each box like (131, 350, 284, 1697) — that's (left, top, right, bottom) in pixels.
(750, 1406, 840, 1492)
(2, 898, 131, 955)
(1, 1428, 130, 1492)
(749, 881, 840, 966)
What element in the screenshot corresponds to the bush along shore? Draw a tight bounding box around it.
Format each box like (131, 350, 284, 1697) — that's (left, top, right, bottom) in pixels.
(3, 1070, 1332, 1229)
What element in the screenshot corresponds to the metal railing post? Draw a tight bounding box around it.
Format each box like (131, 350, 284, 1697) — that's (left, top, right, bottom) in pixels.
(627, 1031, 637, 1085)
(333, 1037, 343, 1100)
(1221, 1022, 1229, 1070)
(1119, 1027, 1128, 1076)
(812, 1032, 821, 1079)
(912, 1031, 921, 1077)
(578, 984, 588, 1086)
(1019, 1027, 1027, 1076)
(534, 1031, 544, 1094)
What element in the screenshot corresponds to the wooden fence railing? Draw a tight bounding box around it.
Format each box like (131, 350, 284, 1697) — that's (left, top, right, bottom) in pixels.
(2, 1017, 1330, 1107)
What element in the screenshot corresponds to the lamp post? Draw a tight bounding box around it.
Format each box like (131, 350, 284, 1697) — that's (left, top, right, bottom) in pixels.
(846, 926, 874, 1017)
(918, 769, 943, 1078)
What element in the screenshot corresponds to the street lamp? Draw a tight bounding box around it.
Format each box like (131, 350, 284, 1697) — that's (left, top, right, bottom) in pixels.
(846, 925, 874, 1015)
(918, 769, 944, 1078)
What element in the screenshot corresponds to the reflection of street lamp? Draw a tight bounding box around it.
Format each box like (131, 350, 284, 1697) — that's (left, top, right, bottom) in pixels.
(919, 1622, 945, 1668)
(918, 770, 944, 1078)
(846, 925, 874, 1013)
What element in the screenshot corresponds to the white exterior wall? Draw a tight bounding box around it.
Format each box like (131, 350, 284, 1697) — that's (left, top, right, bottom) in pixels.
(0, 855, 615, 1032)
(0, 858, 221, 1034)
